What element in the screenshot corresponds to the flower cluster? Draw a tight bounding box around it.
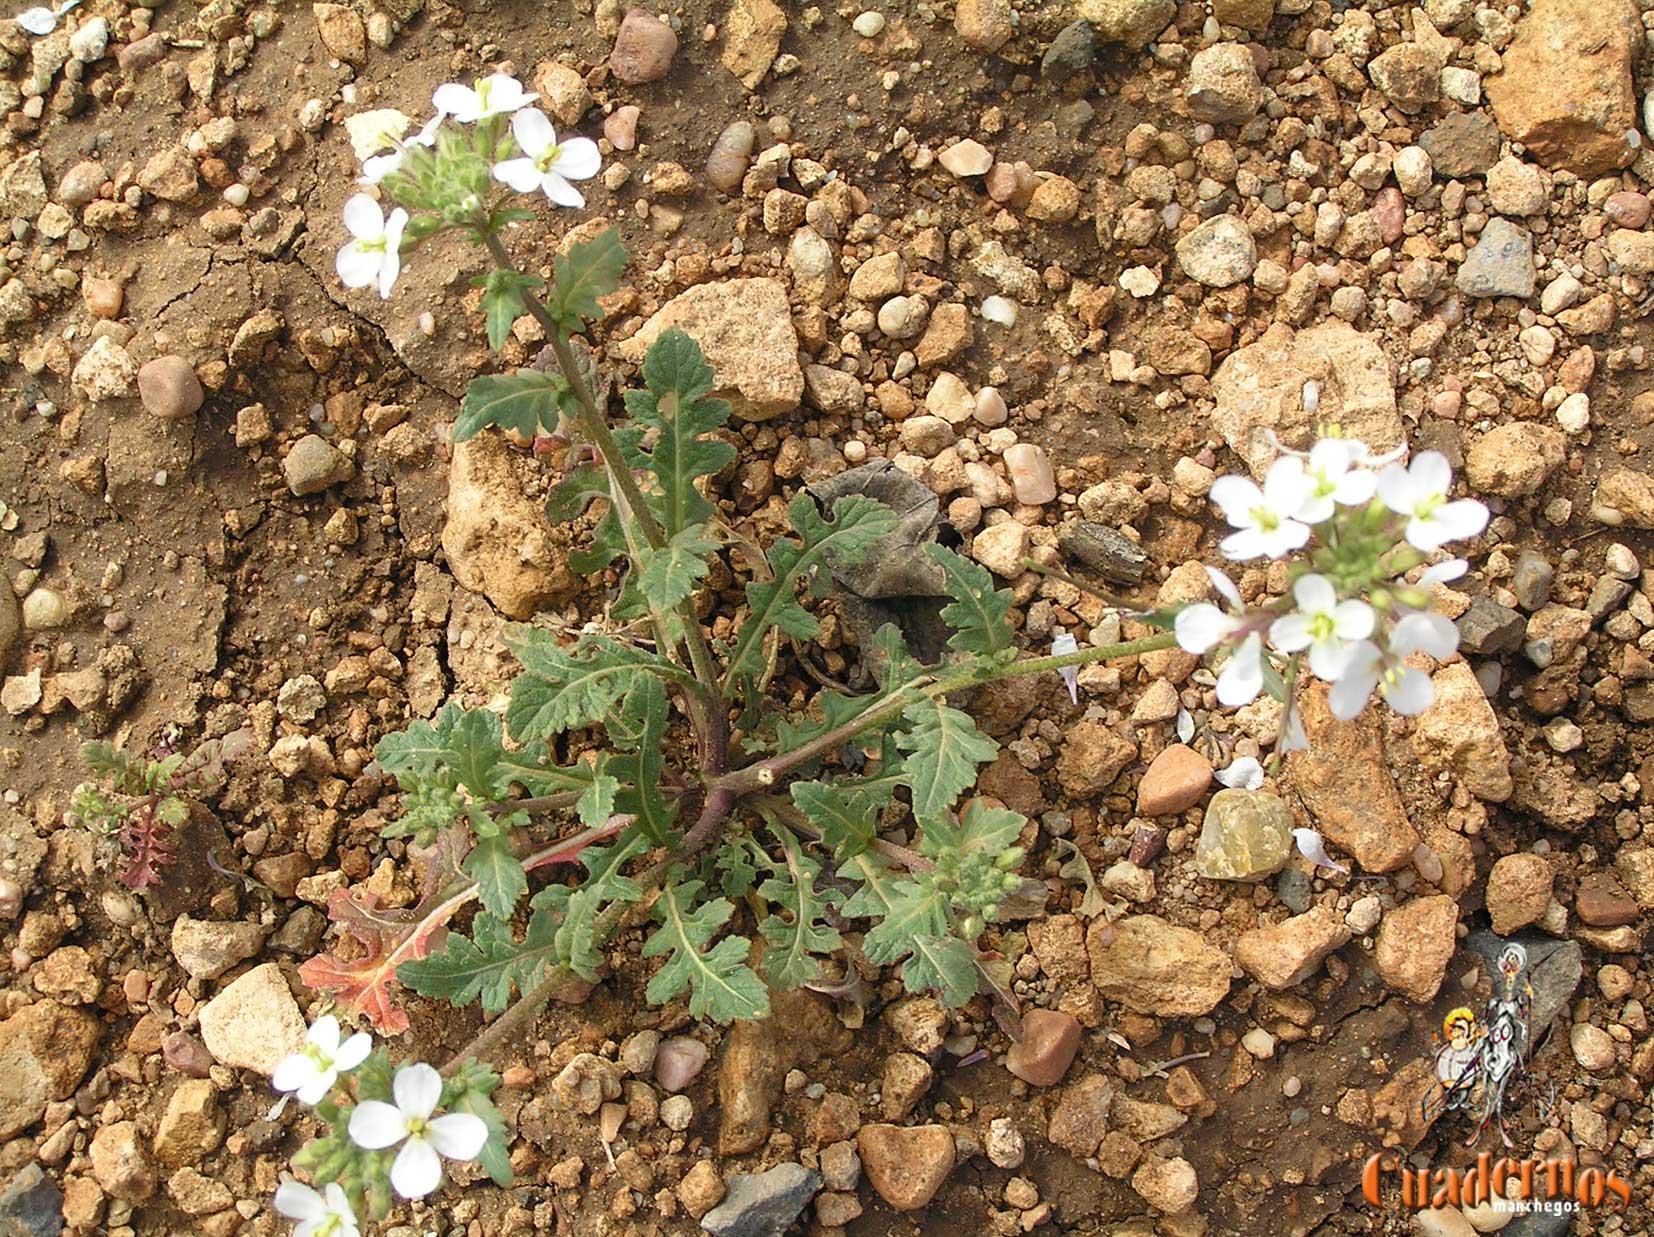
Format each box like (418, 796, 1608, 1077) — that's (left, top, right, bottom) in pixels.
(1176, 437, 1488, 724)
(270, 1016, 488, 1233)
(336, 72, 601, 299)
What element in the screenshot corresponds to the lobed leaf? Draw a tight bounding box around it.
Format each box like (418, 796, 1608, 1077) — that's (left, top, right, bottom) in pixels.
(622, 328, 735, 538)
(925, 543, 1015, 656)
(475, 268, 544, 351)
(400, 909, 558, 1013)
(755, 829, 841, 991)
(544, 227, 626, 334)
(453, 370, 569, 443)
(895, 697, 998, 820)
(463, 834, 528, 919)
(789, 779, 881, 861)
(838, 852, 978, 1007)
(506, 628, 678, 744)
(642, 878, 770, 1023)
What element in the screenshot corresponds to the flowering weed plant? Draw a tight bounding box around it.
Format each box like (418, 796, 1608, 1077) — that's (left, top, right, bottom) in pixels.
(264, 70, 1493, 1232)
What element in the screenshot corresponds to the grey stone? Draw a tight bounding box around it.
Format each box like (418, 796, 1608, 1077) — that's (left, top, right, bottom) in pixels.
(1042, 21, 1095, 80)
(282, 434, 354, 496)
(1195, 788, 1294, 881)
(1456, 596, 1527, 655)
(1456, 219, 1535, 298)
(1511, 550, 1555, 610)
(1586, 575, 1633, 620)
(1419, 112, 1502, 177)
(1058, 521, 1148, 583)
(700, 1163, 822, 1237)
(0, 1164, 62, 1237)
(1275, 868, 1313, 914)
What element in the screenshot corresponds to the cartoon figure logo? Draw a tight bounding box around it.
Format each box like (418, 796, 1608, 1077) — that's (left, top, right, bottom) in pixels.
(1422, 943, 1533, 1147)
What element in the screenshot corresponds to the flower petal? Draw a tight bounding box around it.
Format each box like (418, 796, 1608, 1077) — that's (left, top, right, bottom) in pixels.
(552, 136, 601, 180)
(334, 1032, 372, 1073)
(341, 193, 383, 240)
(295, 1072, 337, 1107)
(1307, 637, 1354, 682)
(1327, 644, 1380, 719)
(1331, 599, 1375, 641)
(540, 171, 586, 208)
(1262, 455, 1311, 508)
(275, 1180, 327, 1221)
(1431, 499, 1489, 545)
(273, 1053, 324, 1097)
(1418, 557, 1468, 588)
(1293, 573, 1336, 615)
(1216, 633, 1264, 707)
(432, 82, 477, 117)
(511, 107, 555, 155)
(391, 1136, 444, 1200)
(428, 1112, 489, 1161)
(493, 158, 545, 193)
(307, 1015, 341, 1054)
(378, 245, 401, 299)
(348, 1100, 409, 1149)
(1333, 467, 1377, 506)
(1204, 566, 1243, 612)
(1381, 666, 1435, 715)
(1175, 603, 1231, 654)
(393, 1062, 444, 1120)
(1375, 462, 1416, 514)
(1411, 451, 1452, 498)
(1215, 756, 1265, 790)
(1269, 612, 1313, 653)
(1219, 527, 1267, 561)
(1208, 475, 1263, 525)
(1392, 611, 1458, 661)
(336, 242, 381, 290)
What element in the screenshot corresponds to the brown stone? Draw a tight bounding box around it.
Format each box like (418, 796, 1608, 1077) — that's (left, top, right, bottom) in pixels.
(1058, 720, 1137, 798)
(1287, 685, 1418, 872)
(857, 1123, 955, 1211)
(1485, 853, 1554, 934)
(1576, 873, 1639, 927)
(1046, 1073, 1114, 1157)
(1375, 895, 1458, 1003)
(1135, 743, 1213, 816)
(1005, 1009, 1082, 1087)
(1086, 915, 1231, 1016)
(1233, 907, 1351, 989)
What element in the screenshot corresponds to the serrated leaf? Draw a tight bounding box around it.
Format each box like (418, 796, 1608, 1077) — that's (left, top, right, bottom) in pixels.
(375, 704, 510, 801)
(622, 328, 735, 538)
(715, 839, 758, 897)
(531, 830, 647, 980)
(634, 523, 719, 614)
(895, 697, 998, 820)
(545, 228, 626, 334)
(612, 677, 680, 845)
(464, 834, 528, 918)
(925, 543, 1014, 656)
(491, 751, 620, 830)
(400, 909, 558, 1013)
(838, 852, 978, 1007)
(443, 1062, 513, 1187)
(642, 879, 770, 1023)
(506, 628, 678, 744)
(790, 779, 881, 861)
(724, 494, 899, 684)
(475, 268, 544, 351)
(756, 829, 841, 990)
(918, 797, 1025, 862)
(453, 370, 568, 443)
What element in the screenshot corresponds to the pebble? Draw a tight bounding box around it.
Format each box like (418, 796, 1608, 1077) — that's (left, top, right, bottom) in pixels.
(170, 916, 265, 981)
(1135, 743, 1213, 816)
(701, 1163, 820, 1237)
(938, 139, 993, 177)
(90, 1121, 155, 1203)
(196, 963, 307, 1075)
(1393, 145, 1433, 195)
(876, 294, 929, 339)
(1234, 907, 1350, 988)
(1005, 1009, 1081, 1086)
(1511, 550, 1555, 609)
(282, 434, 355, 497)
(1374, 895, 1459, 1002)
(654, 1035, 709, 1092)
(20, 587, 67, 630)
(857, 1123, 955, 1211)
(852, 11, 886, 37)
(1184, 43, 1263, 123)
(1088, 915, 1231, 1016)
(974, 386, 1008, 426)
(603, 105, 640, 151)
(955, 0, 1012, 51)
(1132, 1155, 1198, 1213)
(609, 9, 678, 83)
(1175, 214, 1256, 287)
(1456, 219, 1535, 299)
(660, 1093, 694, 1131)
(1195, 789, 1293, 881)
(705, 120, 756, 192)
(1569, 1022, 1616, 1072)
(1484, 853, 1553, 934)
(136, 355, 205, 421)
(1003, 442, 1055, 504)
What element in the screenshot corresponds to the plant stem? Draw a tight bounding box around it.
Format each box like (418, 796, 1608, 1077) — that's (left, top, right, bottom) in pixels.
(440, 962, 573, 1076)
(714, 630, 1179, 797)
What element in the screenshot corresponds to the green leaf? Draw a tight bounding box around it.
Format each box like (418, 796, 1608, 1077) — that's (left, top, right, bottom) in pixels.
(634, 523, 719, 615)
(756, 829, 841, 991)
(545, 228, 626, 334)
(622, 329, 736, 538)
(925, 543, 1015, 656)
(724, 494, 899, 684)
(919, 797, 1025, 862)
(642, 878, 770, 1023)
(400, 910, 558, 1013)
(839, 852, 978, 1007)
(375, 705, 509, 802)
(612, 677, 680, 845)
(453, 370, 569, 443)
(443, 1061, 513, 1187)
(506, 628, 678, 744)
(790, 779, 881, 861)
(474, 269, 544, 351)
(531, 830, 647, 980)
(895, 697, 998, 820)
(491, 751, 620, 830)
(463, 834, 527, 919)
(715, 839, 758, 897)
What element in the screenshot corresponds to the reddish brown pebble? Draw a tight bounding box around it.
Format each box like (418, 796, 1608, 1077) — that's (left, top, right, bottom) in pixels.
(603, 104, 640, 151)
(162, 1031, 214, 1077)
(1604, 191, 1651, 229)
(609, 10, 677, 84)
(1373, 187, 1405, 243)
(1135, 744, 1214, 816)
(1576, 872, 1639, 927)
(1129, 825, 1168, 867)
(1005, 1009, 1082, 1087)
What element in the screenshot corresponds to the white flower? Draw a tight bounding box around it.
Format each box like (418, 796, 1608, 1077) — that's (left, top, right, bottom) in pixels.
(1215, 756, 1265, 790)
(336, 194, 408, 299)
(274, 1179, 360, 1237)
(432, 73, 537, 123)
(1293, 828, 1349, 875)
(492, 110, 601, 207)
(1376, 452, 1489, 552)
(1175, 566, 1245, 655)
(348, 1063, 488, 1200)
(1297, 438, 1377, 523)
(273, 1015, 372, 1106)
(360, 115, 441, 185)
(1327, 613, 1455, 721)
(1269, 574, 1375, 680)
(1209, 457, 1315, 560)
(1417, 558, 1468, 588)
(1050, 631, 1079, 703)
(1277, 706, 1309, 754)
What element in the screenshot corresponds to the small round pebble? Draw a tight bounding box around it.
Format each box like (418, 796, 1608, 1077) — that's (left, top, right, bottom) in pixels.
(137, 355, 205, 421)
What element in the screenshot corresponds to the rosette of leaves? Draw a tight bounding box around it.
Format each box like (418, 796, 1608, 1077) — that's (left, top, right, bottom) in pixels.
(70, 737, 232, 889)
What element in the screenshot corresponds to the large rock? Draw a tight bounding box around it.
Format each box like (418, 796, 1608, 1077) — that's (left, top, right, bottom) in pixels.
(1484, 0, 1641, 176)
(616, 279, 803, 420)
(1286, 685, 1418, 872)
(442, 431, 579, 620)
(720, 0, 786, 90)
(1465, 422, 1565, 498)
(1234, 907, 1350, 989)
(1210, 321, 1403, 477)
(0, 1000, 101, 1139)
(1183, 42, 1263, 123)
(1413, 663, 1512, 802)
(197, 963, 307, 1076)
(857, 1124, 955, 1211)
(1076, 0, 1174, 49)
(1592, 468, 1654, 528)
(1086, 915, 1231, 1016)
(718, 991, 849, 1155)
(701, 1162, 820, 1237)
(1375, 895, 1458, 1002)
